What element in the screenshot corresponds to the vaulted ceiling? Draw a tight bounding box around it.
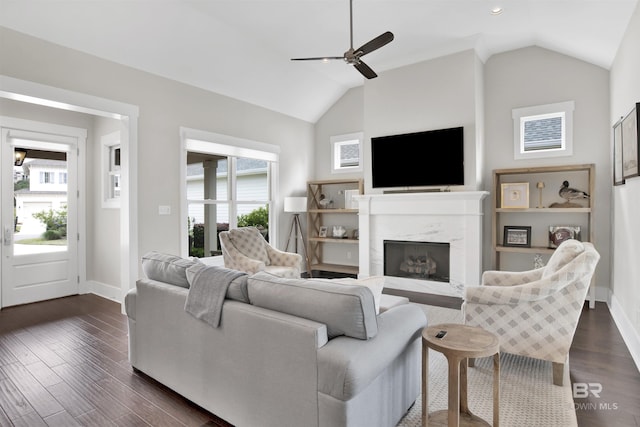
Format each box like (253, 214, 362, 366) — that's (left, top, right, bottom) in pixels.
(1, 0, 637, 123)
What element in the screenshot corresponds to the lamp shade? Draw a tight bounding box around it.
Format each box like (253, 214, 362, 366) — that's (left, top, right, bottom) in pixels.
(284, 196, 307, 213)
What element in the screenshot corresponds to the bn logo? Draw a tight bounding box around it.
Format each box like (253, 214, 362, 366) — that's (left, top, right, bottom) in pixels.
(573, 382, 602, 398)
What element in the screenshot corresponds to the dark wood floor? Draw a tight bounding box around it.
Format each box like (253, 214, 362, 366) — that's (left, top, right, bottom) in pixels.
(0, 295, 638, 426)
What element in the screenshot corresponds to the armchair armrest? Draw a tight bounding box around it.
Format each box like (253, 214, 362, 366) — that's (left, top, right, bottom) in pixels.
(222, 242, 266, 274)
(481, 267, 545, 286)
(265, 245, 303, 269)
(466, 264, 589, 306)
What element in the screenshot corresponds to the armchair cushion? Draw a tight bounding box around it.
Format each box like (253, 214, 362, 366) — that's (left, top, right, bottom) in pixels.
(229, 227, 271, 265)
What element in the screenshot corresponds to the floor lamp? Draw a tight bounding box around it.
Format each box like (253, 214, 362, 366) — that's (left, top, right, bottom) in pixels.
(284, 197, 311, 276)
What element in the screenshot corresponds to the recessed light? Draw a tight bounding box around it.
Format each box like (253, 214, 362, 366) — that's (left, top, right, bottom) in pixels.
(491, 7, 503, 15)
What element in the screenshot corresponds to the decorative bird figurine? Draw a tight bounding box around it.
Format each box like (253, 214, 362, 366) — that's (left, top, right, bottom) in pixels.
(559, 181, 589, 202)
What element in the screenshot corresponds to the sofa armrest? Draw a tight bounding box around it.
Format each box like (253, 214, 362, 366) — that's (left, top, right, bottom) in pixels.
(316, 304, 426, 401)
(481, 267, 545, 286)
(124, 288, 137, 320)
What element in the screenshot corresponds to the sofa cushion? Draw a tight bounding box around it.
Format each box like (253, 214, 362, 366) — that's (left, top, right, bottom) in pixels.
(185, 262, 250, 303)
(318, 276, 385, 314)
(141, 251, 198, 288)
(229, 227, 270, 265)
(247, 272, 378, 340)
(542, 239, 585, 278)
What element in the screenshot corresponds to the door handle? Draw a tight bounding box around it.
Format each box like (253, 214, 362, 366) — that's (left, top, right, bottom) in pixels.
(4, 226, 11, 246)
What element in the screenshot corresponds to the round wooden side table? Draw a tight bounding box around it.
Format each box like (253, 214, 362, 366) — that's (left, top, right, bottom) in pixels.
(421, 323, 500, 427)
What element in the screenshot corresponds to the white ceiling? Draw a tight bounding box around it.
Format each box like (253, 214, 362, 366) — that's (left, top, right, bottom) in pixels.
(1, 0, 637, 123)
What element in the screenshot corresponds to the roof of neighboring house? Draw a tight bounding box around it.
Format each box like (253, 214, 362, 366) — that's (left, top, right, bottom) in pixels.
(22, 159, 67, 170)
(187, 158, 267, 177)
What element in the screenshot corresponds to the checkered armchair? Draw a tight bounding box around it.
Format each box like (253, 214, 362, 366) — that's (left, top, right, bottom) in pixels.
(463, 239, 600, 386)
(219, 227, 302, 278)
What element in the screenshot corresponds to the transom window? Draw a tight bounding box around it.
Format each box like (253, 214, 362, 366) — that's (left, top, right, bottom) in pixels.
(331, 132, 363, 173)
(513, 101, 574, 159)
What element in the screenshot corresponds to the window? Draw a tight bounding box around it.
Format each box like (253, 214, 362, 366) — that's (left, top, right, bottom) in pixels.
(101, 131, 121, 208)
(512, 101, 574, 159)
(59, 172, 68, 184)
(40, 171, 54, 184)
(331, 132, 363, 173)
(182, 128, 279, 259)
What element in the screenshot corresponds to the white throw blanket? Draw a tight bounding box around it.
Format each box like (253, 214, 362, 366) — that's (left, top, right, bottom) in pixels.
(184, 266, 247, 327)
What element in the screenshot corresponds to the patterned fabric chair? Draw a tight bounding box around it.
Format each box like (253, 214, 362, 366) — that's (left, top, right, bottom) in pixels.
(463, 239, 600, 385)
(219, 226, 302, 278)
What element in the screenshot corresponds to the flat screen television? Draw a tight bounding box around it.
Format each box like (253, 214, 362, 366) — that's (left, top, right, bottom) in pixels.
(371, 126, 464, 188)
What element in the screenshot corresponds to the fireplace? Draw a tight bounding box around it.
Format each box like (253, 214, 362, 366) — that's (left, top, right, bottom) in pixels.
(384, 240, 450, 283)
(355, 191, 489, 297)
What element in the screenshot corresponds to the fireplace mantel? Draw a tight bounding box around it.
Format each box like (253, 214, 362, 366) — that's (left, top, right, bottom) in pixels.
(355, 191, 489, 297)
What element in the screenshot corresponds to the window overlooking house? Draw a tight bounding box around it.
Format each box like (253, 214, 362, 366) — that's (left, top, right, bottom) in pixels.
(101, 131, 121, 208)
(513, 101, 574, 160)
(331, 132, 363, 173)
(40, 171, 54, 184)
(59, 172, 68, 184)
(183, 130, 278, 259)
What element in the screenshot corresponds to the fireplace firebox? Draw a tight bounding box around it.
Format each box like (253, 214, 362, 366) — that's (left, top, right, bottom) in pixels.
(383, 240, 450, 283)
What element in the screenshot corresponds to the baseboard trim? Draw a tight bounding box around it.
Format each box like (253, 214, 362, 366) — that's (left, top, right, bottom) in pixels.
(608, 292, 640, 372)
(86, 280, 121, 303)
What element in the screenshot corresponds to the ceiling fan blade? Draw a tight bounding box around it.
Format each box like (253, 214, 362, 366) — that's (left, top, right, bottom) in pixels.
(356, 31, 394, 56)
(291, 56, 344, 61)
(354, 61, 377, 79)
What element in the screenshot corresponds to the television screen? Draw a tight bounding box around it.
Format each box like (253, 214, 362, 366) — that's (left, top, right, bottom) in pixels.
(371, 126, 464, 188)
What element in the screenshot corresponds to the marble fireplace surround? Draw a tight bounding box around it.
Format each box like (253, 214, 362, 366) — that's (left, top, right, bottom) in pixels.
(355, 191, 489, 297)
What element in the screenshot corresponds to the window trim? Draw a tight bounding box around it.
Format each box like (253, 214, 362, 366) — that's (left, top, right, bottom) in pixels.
(101, 131, 121, 209)
(180, 127, 280, 259)
(512, 101, 574, 160)
(330, 132, 363, 174)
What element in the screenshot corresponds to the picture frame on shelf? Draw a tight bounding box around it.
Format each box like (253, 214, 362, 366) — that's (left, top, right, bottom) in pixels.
(318, 226, 328, 238)
(503, 226, 532, 247)
(548, 226, 581, 249)
(613, 117, 625, 186)
(621, 103, 639, 180)
(501, 182, 530, 209)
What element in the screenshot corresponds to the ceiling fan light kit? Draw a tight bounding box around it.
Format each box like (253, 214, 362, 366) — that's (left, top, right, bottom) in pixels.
(291, 0, 394, 79)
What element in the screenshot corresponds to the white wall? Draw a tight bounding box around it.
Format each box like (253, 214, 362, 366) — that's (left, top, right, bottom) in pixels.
(0, 27, 315, 287)
(484, 46, 611, 294)
(364, 50, 481, 194)
(610, 2, 640, 363)
(89, 116, 121, 291)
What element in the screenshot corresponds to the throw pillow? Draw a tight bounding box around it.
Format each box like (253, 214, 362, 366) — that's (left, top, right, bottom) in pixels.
(229, 227, 270, 266)
(141, 251, 199, 288)
(247, 271, 378, 340)
(542, 239, 585, 278)
(319, 276, 385, 314)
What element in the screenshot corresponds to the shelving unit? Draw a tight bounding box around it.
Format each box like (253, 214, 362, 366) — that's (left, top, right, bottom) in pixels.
(492, 164, 595, 307)
(307, 179, 363, 277)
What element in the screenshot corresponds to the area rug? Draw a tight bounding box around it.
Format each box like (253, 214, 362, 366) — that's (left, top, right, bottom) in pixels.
(397, 304, 577, 427)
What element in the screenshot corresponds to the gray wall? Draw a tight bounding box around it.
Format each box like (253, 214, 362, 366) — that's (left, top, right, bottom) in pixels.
(1, 27, 315, 291)
(610, 3, 640, 352)
(484, 46, 611, 292)
(316, 46, 611, 297)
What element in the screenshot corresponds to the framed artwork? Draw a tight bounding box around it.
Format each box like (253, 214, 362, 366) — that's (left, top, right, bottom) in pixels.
(500, 182, 530, 209)
(318, 226, 328, 238)
(621, 103, 639, 179)
(548, 226, 581, 249)
(613, 117, 625, 186)
(503, 226, 532, 247)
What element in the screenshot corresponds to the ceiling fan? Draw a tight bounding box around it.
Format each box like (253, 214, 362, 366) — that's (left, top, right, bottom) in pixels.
(291, 0, 394, 79)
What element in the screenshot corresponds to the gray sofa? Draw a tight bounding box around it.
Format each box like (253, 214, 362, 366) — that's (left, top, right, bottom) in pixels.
(124, 253, 427, 427)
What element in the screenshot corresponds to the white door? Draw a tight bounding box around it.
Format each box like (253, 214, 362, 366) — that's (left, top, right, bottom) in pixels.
(1, 119, 85, 308)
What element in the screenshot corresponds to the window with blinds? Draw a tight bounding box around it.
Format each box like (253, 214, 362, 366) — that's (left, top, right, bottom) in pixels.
(513, 101, 574, 159)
